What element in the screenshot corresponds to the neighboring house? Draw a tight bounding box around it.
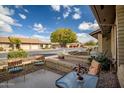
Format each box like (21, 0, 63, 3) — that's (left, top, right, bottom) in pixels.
(90, 29, 111, 55)
(42, 42, 52, 49)
(66, 43, 81, 48)
(51, 43, 61, 49)
(0, 37, 43, 50)
(90, 5, 124, 87)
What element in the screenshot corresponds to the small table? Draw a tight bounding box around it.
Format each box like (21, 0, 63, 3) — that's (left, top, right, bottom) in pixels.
(56, 71, 98, 88)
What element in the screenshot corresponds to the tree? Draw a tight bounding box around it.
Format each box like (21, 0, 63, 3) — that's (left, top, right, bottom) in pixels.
(50, 28, 77, 47)
(8, 37, 21, 50)
(15, 38, 21, 49)
(84, 40, 97, 46)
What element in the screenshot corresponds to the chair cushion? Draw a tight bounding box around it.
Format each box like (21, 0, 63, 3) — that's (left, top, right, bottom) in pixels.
(88, 59, 101, 75)
(34, 61, 45, 65)
(8, 67, 23, 73)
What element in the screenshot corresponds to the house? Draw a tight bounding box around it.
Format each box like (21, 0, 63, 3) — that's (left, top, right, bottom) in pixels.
(66, 43, 81, 48)
(0, 37, 43, 50)
(41, 42, 52, 49)
(90, 5, 124, 87)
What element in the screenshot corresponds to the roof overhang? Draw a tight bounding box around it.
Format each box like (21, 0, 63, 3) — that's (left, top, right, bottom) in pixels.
(90, 29, 101, 39)
(90, 5, 116, 35)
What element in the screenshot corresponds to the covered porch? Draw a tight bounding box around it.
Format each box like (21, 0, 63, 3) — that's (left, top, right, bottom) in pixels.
(90, 5, 124, 87)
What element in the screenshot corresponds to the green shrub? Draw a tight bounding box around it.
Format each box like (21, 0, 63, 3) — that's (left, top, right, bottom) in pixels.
(0, 47, 4, 51)
(8, 50, 28, 59)
(90, 52, 110, 71)
(18, 48, 24, 51)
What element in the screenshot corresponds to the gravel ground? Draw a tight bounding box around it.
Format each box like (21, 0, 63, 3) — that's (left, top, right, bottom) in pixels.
(97, 71, 120, 88)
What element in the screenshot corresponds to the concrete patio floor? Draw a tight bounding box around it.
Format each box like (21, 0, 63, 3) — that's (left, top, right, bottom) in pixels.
(0, 69, 61, 88)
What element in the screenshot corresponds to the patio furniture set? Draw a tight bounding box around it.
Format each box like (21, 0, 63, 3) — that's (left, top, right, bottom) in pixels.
(0, 51, 101, 88)
(0, 55, 45, 83)
(56, 59, 101, 88)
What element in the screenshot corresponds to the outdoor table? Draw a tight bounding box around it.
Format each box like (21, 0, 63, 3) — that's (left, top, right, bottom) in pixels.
(56, 71, 98, 88)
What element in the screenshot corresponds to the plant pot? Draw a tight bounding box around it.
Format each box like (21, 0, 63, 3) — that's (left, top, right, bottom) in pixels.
(58, 56, 64, 59)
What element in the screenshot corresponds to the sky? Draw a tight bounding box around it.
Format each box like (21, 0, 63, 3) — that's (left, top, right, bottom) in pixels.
(0, 5, 99, 43)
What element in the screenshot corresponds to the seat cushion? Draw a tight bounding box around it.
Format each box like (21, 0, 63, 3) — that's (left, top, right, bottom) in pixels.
(88, 60, 101, 75)
(8, 67, 23, 73)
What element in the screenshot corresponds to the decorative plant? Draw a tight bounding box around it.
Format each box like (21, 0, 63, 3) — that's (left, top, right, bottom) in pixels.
(8, 50, 28, 59)
(0, 47, 4, 51)
(90, 52, 110, 71)
(8, 37, 21, 50)
(57, 51, 65, 59)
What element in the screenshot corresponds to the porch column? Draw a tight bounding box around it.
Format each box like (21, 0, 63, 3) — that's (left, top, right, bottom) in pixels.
(98, 33, 103, 52)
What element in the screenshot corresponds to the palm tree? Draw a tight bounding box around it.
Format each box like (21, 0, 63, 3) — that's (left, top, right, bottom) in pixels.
(8, 37, 15, 50)
(15, 38, 21, 49)
(8, 37, 21, 50)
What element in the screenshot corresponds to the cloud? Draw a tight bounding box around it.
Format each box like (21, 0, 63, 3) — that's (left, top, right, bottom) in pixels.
(0, 6, 22, 32)
(51, 5, 60, 12)
(0, 21, 13, 32)
(32, 34, 50, 43)
(24, 9, 29, 13)
(0, 6, 14, 16)
(78, 20, 99, 31)
(9, 34, 29, 38)
(63, 5, 72, 19)
(73, 7, 80, 13)
(63, 11, 70, 18)
(0, 32, 30, 38)
(15, 5, 23, 9)
(33, 23, 46, 33)
(15, 5, 29, 13)
(51, 5, 72, 19)
(19, 13, 27, 19)
(0, 14, 22, 27)
(72, 7, 81, 20)
(51, 5, 81, 19)
(77, 33, 97, 43)
(72, 13, 81, 20)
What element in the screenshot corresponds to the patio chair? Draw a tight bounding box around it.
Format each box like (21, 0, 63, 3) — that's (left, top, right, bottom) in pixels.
(33, 55, 45, 66)
(88, 59, 101, 76)
(7, 59, 23, 73)
(33, 60, 45, 66)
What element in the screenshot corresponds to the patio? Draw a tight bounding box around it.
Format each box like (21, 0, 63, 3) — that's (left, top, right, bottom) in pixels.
(0, 69, 61, 88)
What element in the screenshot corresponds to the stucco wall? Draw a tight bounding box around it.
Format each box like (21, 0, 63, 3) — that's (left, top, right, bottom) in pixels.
(0, 43, 10, 51)
(0, 43, 41, 50)
(30, 44, 40, 50)
(0, 44, 10, 49)
(20, 44, 30, 50)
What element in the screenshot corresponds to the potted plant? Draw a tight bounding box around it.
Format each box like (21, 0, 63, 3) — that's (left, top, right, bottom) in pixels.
(90, 52, 110, 71)
(58, 52, 64, 59)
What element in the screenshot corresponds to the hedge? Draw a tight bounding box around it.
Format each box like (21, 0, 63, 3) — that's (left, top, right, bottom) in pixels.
(8, 50, 28, 59)
(0, 47, 4, 51)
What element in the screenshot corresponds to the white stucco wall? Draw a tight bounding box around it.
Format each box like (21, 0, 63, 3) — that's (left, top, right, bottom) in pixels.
(20, 44, 30, 50)
(30, 44, 40, 50)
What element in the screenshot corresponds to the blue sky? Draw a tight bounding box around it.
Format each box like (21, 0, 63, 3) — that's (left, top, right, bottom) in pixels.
(0, 5, 99, 43)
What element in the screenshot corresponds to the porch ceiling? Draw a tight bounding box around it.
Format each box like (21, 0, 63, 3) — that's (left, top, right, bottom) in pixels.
(90, 5, 116, 34)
